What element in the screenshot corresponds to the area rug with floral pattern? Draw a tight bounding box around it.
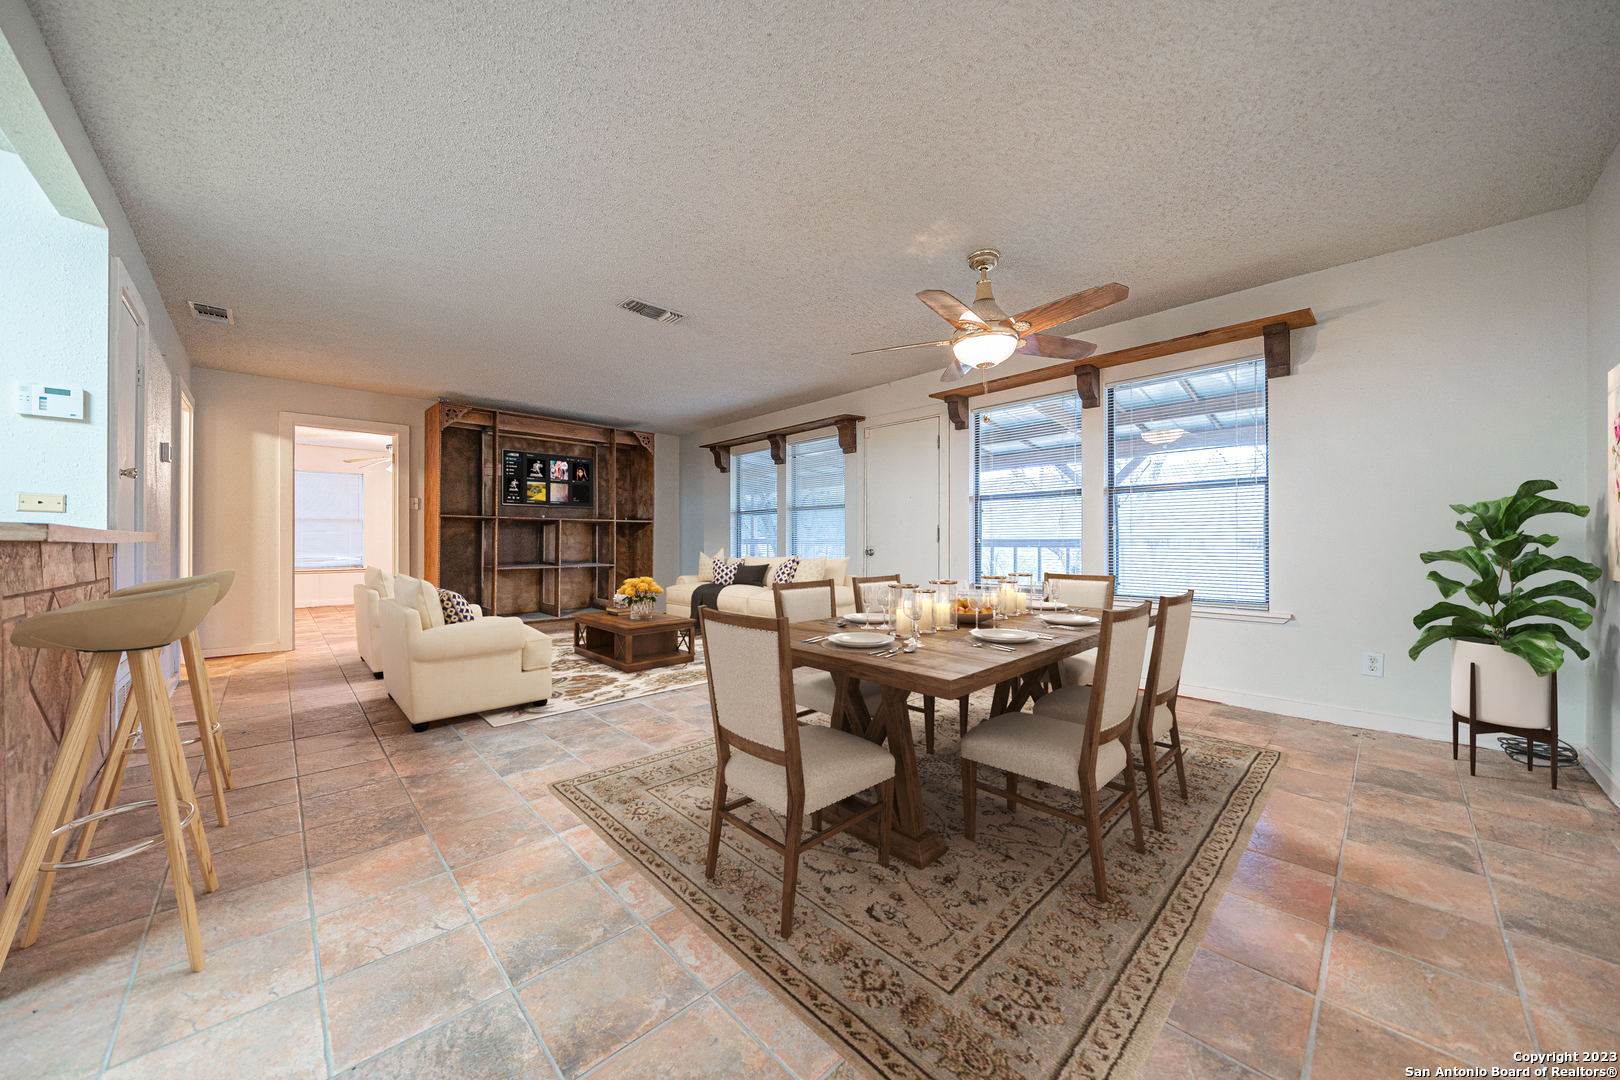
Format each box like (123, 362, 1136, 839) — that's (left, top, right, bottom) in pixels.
(480, 631, 708, 726)
(552, 710, 1282, 1080)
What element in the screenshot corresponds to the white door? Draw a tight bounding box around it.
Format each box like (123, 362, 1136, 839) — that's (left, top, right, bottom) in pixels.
(113, 293, 143, 591)
(862, 416, 942, 584)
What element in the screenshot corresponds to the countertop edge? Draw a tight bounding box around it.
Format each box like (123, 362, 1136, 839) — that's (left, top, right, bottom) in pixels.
(0, 523, 160, 544)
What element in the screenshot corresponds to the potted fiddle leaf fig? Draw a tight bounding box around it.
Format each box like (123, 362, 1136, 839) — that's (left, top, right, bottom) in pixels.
(1410, 480, 1600, 676)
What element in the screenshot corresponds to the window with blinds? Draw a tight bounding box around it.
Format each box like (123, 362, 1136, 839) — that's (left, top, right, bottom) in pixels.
(789, 435, 845, 558)
(971, 392, 1083, 580)
(294, 471, 365, 570)
(1106, 357, 1268, 606)
(731, 447, 778, 558)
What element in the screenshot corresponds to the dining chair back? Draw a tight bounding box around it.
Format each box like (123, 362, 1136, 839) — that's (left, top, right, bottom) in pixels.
(773, 579, 837, 624)
(699, 608, 895, 936)
(1044, 573, 1115, 609)
(850, 574, 900, 612)
(848, 572, 955, 752)
(1138, 589, 1194, 830)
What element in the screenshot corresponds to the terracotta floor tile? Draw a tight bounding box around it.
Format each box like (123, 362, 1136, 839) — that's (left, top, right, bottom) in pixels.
(482, 740, 574, 778)
(1142, 1025, 1266, 1078)
(300, 775, 413, 830)
(581, 743, 657, 769)
(1353, 762, 1464, 804)
(719, 972, 841, 1080)
(1308, 1001, 1471, 1079)
(649, 909, 744, 988)
(0, 983, 126, 1080)
(592, 700, 663, 726)
(310, 833, 445, 915)
(517, 926, 704, 1076)
(1357, 739, 1460, 776)
(24, 868, 162, 948)
(343, 992, 557, 1079)
(1349, 781, 1475, 837)
(295, 756, 398, 799)
(1345, 809, 1483, 874)
(1197, 716, 1278, 747)
(552, 726, 639, 756)
(1331, 881, 1513, 990)
(324, 923, 507, 1072)
(1474, 813, 1620, 868)
(536, 715, 619, 741)
(559, 823, 623, 870)
(1510, 932, 1620, 1036)
(1479, 838, 1620, 906)
(1226, 849, 1335, 925)
(1494, 880, 1620, 966)
(432, 805, 551, 868)
(506, 759, 594, 800)
(140, 870, 311, 973)
(1199, 891, 1325, 991)
(1529, 1005, 1620, 1052)
(599, 861, 675, 919)
(1465, 786, 1603, 833)
(0, 917, 144, 1023)
(1246, 805, 1342, 875)
(317, 873, 471, 979)
(1273, 765, 1352, 805)
(101, 986, 326, 1080)
(295, 729, 378, 757)
(1324, 933, 1530, 1066)
(113, 922, 318, 1064)
(298, 740, 389, 775)
(1165, 948, 1312, 1078)
(1264, 789, 1348, 837)
(222, 739, 295, 767)
(529, 793, 583, 832)
(303, 802, 426, 867)
(413, 782, 529, 830)
(453, 835, 590, 917)
(482, 875, 638, 984)
(197, 800, 304, 854)
(1338, 840, 1497, 924)
(224, 757, 300, 788)
(587, 997, 794, 1080)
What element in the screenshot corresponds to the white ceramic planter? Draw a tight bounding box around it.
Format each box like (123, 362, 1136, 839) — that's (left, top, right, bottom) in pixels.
(1450, 639, 1553, 729)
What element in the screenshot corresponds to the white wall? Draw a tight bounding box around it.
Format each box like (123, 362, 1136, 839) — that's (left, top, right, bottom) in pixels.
(0, 148, 109, 527)
(682, 208, 1593, 743)
(1586, 143, 1620, 789)
(191, 369, 433, 654)
(291, 442, 395, 607)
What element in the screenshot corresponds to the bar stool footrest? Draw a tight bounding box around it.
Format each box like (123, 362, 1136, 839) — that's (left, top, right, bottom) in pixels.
(42, 798, 197, 871)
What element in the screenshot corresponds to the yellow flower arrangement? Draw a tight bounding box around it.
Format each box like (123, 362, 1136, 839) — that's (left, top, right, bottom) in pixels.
(616, 576, 663, 599)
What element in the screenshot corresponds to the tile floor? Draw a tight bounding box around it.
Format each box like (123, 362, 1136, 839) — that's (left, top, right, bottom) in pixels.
(1, 607, 1617, 1078)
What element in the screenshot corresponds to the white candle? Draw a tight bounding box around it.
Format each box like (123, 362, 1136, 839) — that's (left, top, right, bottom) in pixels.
(934, 599, 953, 629)
(918, 604, 933, 632)
(896, 610, 912, 635)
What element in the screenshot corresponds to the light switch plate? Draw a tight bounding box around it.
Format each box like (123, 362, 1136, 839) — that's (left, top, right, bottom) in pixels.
(18, 493, 67, 513)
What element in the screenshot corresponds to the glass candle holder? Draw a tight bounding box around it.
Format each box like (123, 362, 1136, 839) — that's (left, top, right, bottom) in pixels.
(892, 585, 918, 638)
(915, 588, 936, 633)
(928, 580, 957, 630)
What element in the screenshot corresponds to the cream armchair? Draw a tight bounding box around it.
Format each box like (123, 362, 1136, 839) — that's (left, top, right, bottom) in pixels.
(354, 566, 394, 678)
(378, 574, 552, 732)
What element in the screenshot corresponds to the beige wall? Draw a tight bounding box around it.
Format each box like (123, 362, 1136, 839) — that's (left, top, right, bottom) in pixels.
(291, 442, 396, 607)
(191, 368, 433, 654)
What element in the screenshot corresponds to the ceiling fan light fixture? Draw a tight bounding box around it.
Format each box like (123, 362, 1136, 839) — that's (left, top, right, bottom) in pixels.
(1140, 427, 1187, 445)
(952, 330, 1019, 369)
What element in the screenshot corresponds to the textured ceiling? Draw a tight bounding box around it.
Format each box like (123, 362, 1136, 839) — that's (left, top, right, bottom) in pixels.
(293, 426, 392, 451)
(27, 0, 1620, 434)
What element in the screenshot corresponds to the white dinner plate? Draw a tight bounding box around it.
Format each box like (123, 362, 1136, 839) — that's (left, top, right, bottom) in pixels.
(1027, 600, 1068, 610)
(970, 627, 1039, 644)
(1041, 613, 1100, 627)
(845, 612, 887, 624)
(826, 631, 895, 649)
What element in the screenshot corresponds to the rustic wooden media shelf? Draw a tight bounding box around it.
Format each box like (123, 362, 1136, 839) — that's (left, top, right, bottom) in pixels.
(424, 402, 656, 620)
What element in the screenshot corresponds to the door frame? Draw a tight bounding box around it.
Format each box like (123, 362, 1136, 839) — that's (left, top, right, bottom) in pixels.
(276, 412, 411, 653)
(859, 407, 950, 579)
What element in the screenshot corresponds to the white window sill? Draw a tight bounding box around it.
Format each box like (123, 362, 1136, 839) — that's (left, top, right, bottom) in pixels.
(1192, 606, 1293, 625)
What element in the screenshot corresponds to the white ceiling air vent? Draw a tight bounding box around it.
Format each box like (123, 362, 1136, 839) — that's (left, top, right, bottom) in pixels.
(188, 301, 233, 325)
(619, 298, 684, 324)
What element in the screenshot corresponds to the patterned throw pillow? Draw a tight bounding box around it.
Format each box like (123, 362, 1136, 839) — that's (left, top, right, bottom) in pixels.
(439, 589, 477, 624)
(771, 556, 800, 584)
(698, 548, 726, 583)
(711, 558, 740, 586)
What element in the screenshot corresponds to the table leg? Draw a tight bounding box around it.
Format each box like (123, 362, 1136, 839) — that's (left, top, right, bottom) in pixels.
(819, 683, 946, 868)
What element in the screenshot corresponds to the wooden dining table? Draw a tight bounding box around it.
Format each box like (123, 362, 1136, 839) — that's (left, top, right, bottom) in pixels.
(789, 613, 1102, 869)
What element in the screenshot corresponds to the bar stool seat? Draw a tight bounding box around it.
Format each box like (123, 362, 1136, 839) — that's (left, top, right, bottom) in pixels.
(1, 581, 223, 975)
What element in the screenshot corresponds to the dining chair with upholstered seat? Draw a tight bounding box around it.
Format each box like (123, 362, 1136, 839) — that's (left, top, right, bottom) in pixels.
(1034, 589, 1194, 831)
(1045, 573, 1115, 689)
(852, 573, 959, 752)
(774, 580, 884, 723)
(700, 608, 895, 937)
(959, 600, 1152, 901)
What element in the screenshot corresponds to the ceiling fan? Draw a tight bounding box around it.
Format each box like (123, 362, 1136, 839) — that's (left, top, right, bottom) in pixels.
(344, 443, 394, 471)
(857, 249, 1129, 383)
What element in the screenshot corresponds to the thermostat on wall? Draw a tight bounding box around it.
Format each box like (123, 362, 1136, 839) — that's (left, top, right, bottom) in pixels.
(14, 383, 85, 420)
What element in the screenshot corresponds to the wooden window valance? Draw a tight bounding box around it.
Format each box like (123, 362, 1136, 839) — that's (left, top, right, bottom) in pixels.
(701, 414, 865, 473)
(931, 309, 1316, 429)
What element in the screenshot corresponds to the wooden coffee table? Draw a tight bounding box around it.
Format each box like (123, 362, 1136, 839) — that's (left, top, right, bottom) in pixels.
(572, 609, 697, 673)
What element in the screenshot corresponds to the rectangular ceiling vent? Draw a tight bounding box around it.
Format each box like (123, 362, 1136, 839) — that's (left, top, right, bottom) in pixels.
(188, 301, 233, 325)
(619, 298, 684, 325)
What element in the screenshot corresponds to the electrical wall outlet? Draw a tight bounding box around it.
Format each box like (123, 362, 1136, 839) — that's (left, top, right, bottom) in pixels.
(410, 497, 420, 511)
(1362, 652, 1384, 677)
(18, 493, 66, 513)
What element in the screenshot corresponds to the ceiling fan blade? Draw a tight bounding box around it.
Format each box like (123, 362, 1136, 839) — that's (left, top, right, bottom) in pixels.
(939, 357, 973, 383)
(852, 339, 954, 355)
(1014, 334, 1098, 361)
(343, 455, 389, 463)
(917, 290, 985, 327)
(1014, 282, 1129, 333)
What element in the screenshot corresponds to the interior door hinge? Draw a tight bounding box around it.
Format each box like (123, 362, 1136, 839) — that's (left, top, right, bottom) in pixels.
(936, 526, 940, 542)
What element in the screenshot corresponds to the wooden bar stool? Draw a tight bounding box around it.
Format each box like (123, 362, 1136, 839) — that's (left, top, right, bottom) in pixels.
(73, 571, 237, 861)
(0, 581, 223, 974)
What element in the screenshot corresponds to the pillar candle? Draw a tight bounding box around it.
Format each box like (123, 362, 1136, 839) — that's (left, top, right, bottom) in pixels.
(896, 610, 912, 635)
(934, 599, 953, 629)
(918, 604, 933, 632)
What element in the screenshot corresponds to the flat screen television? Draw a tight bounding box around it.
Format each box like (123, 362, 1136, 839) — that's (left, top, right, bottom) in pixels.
(502, 451, 593, 508)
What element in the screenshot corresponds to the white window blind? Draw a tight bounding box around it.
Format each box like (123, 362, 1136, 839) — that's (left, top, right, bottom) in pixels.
(295, 471, 365, 570)
(972, 392, 1083, 580)
(789, 435, 845, 558)
(1107, 357, 1268, 606)
(731, 447, 778, 558)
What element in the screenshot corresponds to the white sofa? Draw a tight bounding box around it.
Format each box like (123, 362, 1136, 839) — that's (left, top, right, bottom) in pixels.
(378, 573, 553, 732)
(353, 566, 392, 678)
(664, 556, 857, 619)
